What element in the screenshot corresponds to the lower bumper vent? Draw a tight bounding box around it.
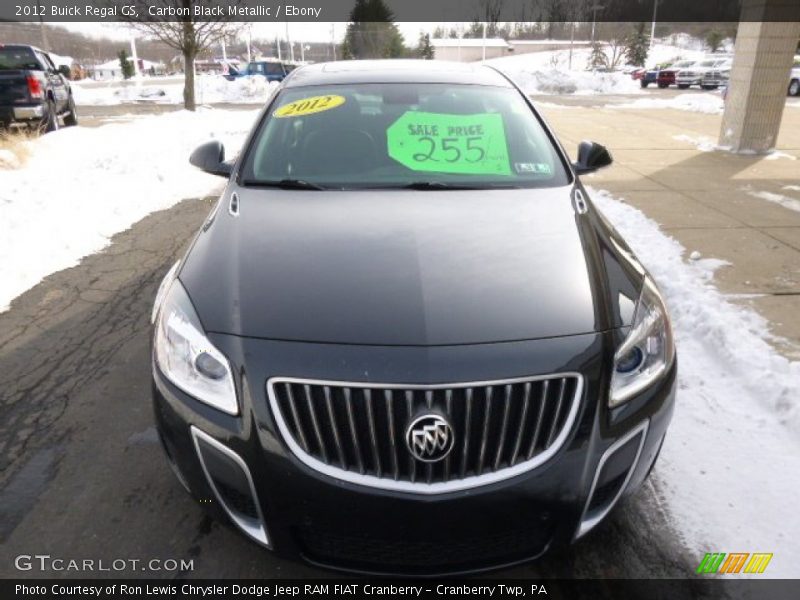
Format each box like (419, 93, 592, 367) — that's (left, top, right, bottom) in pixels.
(191, 427, 270, 547)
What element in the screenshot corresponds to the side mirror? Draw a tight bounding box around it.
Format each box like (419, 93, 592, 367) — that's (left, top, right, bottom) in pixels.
(189, 140, 232, 178)
(573, 141, 613, 175)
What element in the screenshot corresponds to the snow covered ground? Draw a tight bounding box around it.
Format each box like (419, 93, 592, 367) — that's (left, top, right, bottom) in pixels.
(72, 74, 279, 105)
(0, 108, 259, 312)
(485, 42, 709, 96)
(591, 188, 800, 577)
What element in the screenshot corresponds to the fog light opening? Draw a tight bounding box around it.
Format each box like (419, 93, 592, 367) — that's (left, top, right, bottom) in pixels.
(574, 420, 649, 540)
(191, 426, 270, 548)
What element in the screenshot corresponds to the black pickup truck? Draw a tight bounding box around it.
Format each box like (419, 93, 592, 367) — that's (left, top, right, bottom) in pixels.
(0, 44, 77, 132)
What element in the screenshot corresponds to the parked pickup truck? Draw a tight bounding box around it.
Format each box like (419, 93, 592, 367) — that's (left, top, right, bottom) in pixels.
(0, 44, 77, 132)
(224, 59, 298, 83)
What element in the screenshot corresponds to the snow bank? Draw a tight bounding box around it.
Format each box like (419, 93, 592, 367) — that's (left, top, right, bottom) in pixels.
(485, 42, 707, 96)
(486, 48, 640, 95)
(673, 134, 799, 159)
(0, 109, 259, 311)
(611, 93, 724, 114)
(509, 68, 641, 95)
(590, 187, 800, 576)
(72, 75, 279, 106)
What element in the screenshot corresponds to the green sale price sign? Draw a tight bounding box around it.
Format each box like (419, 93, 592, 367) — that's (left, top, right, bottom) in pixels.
(387, 111, 512, 176)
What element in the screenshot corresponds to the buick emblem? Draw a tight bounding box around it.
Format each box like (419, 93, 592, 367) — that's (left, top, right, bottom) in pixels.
(405, 414, 454, 462)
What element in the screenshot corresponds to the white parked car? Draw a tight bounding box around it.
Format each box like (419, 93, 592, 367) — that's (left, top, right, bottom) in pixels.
(701, 59, 733, 90)
(789, 58, 800, 96)
(676, 57, 731, 89)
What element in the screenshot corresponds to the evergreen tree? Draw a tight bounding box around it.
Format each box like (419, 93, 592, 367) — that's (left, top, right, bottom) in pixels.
(343, 0, 405, 59)
(625, 22, 650, 67)
(417, 32, 434, 59)
(705, 29, 725, 53)
(587, 43, 609, 70)
(118, 49, 134, 79)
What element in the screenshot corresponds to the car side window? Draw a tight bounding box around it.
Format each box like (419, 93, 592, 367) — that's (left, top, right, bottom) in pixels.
(34, 51, 54, 72)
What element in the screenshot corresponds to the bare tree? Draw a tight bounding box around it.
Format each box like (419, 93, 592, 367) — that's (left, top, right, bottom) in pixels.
(127, 1, 241, 110)
(475, 0, 506, 36)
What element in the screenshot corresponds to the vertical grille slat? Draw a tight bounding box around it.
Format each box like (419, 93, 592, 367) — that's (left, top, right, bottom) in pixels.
(284, 383, 309, 453)
(303, 384, 328, 464)
(323, 385, 346, 468)
(364, 389, 382, 478)
(443, 389, 453, 481)
(270, 374, 580, 491)
(384, 389, 400, 480)
(494, 385, 513, 471)
(476, 387, 494, 476)
(405, 390, 417, 483)
(343, 388, 365, 474)
(510, 382, 532, 466)
(526, 380, 549, 460)
(460, 388, 473, 479)
(545, 379, 568, 448)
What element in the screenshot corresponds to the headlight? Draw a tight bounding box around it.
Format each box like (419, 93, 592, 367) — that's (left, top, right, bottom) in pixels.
(151, 261, 180, 324)
(609, 277, 675, 407)
(154, 278, 238, 415)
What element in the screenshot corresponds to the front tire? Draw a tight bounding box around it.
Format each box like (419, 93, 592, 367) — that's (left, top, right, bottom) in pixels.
(701, 84, 718, 90)
(657, 82, 669, 89)
(63, 95, 78, 127)
(640, 80, 649, 88)
(677, 83, 690, 89)
(790, 79, 800, 97)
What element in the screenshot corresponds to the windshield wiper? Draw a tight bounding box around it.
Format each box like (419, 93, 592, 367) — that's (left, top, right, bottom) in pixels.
(400, 181, 520, 190)
(242, 178, 326, 190)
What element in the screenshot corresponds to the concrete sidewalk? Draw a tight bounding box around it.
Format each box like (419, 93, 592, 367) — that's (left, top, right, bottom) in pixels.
(540, 102, 800, 360)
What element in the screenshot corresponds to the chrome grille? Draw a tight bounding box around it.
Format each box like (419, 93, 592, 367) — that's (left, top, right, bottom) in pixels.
(267, 374, 582, 493)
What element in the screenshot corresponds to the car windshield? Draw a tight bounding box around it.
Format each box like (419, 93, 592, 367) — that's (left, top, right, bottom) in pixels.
(241, 82, 571, 190)
(0, 48, 41, 70)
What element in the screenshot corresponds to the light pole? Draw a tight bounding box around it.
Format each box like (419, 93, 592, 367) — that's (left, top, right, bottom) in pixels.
(482, 22, 487, 61)
(590, 4, 604, 45)
(650, 0, 659, 48)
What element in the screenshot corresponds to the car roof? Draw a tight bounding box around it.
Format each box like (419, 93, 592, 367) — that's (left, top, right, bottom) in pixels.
(284, 60, 514, 88)
(0, 44, 44, 52)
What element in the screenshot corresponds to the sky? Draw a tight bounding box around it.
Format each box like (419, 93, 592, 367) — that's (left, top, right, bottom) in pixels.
(56, 21, 452, 45)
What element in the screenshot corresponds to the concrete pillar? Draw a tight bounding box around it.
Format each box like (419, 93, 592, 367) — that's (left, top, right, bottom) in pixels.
(719, 0, 800, 153)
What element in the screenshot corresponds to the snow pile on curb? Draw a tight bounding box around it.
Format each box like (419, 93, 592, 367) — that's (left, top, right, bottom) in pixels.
(72, 75, 279, 105)
(673, 134, 798, 160)
(610, 93, 724, 114)
(0, 109, 259, 311)
(590, 187, 800, 576)
(508, 68, 641, 95)
(485, 41, 706, 96)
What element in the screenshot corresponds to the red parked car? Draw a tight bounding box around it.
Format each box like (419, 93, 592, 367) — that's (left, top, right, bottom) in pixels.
(656, 60, 697, 89)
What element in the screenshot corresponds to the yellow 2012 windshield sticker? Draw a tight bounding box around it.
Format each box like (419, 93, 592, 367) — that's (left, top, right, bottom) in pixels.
(387, 111, 511, 176)
(273, 95, 346, 118)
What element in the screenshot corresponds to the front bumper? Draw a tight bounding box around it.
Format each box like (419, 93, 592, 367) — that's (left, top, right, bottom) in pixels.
(152, 331, 676, 575)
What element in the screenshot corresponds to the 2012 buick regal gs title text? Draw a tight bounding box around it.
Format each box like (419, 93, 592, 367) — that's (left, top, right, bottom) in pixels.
(22, 3, 323, 19)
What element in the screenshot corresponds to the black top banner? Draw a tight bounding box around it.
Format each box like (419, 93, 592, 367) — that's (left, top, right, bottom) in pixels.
(3, 0, 800, 24)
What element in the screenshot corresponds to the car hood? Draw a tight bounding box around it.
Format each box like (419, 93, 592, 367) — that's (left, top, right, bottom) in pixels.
(179, 186, 637, 346)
